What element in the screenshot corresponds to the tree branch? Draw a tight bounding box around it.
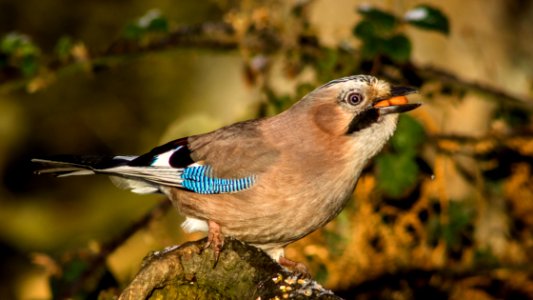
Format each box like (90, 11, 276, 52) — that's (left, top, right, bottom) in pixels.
(415, 65, 533, 107)
(2, 20, 531, 108)
(116, 238, 341, 300)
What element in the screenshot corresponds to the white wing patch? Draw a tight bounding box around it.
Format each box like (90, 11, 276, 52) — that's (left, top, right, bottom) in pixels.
(181, 217, 208, 233)
(131, 186, 159, 194)
(151, 147, 181, 167)
(113, 155, 137, 161)
(109, 176, 160, 194)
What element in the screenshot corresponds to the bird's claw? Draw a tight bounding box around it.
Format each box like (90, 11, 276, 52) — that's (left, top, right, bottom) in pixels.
(278, 256, 312, 279)
(205, 220, 224, 267)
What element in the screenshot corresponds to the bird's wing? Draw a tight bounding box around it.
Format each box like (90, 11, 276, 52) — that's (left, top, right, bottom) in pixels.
(127, 119, 280, 193)
(33, 119, 279, 195)
(187, 119, 280, 178)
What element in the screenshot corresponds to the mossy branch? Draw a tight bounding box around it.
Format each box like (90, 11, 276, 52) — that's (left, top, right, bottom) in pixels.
(114, 238, 341, 300)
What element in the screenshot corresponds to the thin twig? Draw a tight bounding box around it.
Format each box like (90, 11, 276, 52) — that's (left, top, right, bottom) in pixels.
(416, 65, 532, 106)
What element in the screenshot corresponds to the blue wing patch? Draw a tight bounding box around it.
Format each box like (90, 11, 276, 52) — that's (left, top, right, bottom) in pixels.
(128, 138, 255, 194)
(180, 165, 255, 194)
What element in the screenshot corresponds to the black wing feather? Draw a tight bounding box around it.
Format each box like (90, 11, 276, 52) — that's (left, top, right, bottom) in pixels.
(128, 137, 195, 168)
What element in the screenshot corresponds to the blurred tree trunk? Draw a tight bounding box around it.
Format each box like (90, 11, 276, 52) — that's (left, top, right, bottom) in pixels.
(115, 238, 341, 299)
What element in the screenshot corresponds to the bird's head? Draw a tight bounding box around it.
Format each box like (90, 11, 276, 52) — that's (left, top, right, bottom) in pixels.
(300, 75, 420, 137)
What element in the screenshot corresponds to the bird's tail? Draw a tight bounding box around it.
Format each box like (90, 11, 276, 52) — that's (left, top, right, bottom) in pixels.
(31, 155, 183, 194)
(31, 155, 135, 177)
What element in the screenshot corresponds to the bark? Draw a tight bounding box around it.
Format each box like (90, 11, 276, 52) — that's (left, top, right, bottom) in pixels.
(116, 238, 342, 299)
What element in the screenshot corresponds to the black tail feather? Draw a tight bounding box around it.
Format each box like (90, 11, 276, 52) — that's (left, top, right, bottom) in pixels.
(31, 155, 134, 176)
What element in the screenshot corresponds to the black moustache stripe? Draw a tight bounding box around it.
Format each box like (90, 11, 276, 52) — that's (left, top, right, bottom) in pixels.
(346, 108, 380, 134)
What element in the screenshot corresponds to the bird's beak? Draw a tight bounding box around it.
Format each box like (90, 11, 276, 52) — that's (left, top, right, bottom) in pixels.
(373, 86, 421, 115)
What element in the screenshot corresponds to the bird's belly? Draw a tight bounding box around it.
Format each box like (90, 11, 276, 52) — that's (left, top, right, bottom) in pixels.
(168, 166, 359, 247)
(222, 173, 357, 246)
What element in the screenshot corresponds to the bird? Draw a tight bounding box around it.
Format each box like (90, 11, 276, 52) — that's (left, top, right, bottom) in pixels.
(32, 74, 420, 272)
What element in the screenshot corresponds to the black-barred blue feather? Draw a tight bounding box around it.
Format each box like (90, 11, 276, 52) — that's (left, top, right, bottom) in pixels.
(180, 165, 255, 194)
(128, 138, 257, 194)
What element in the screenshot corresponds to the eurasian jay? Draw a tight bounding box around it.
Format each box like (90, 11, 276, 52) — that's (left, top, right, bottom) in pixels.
(33, 74, 420, 271)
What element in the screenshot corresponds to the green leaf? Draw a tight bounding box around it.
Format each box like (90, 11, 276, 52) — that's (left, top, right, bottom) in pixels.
(354, 5, 413, 62)
(445, 201, 473, 246)
(1, 32, 38, 55)
(390, 114, 425, 154)
(20, 55, 38, 76)
(358, 36, 381, 60)
(427, 201, 474, 249)
(137, 9, 168, 32)
(147, 16, 168, 32)
(376, 153, 419, 197)
(123, 9, 168, 39)
(314, 263, 329, 284)
(123, 23, 145, 40)
(404, 5, 450, 35)
(62, 259, 89, 282)
(0, 32, 40, 76)
(55, 36, 73, 61)
(353, 19, 375, 40)
(19, 42, 39, 57)
(357, 5, 397, 36)
(382, 34, 411, 63)
(1, 33, 25, 54)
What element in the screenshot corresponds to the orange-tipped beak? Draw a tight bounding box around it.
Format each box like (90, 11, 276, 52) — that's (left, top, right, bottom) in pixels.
(373, 95, 409, 108)
(372, 86, 421, 115)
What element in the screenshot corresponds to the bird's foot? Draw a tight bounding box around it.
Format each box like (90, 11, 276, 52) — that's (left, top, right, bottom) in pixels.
(204, 220, 224, 266)
(278, 256, 311, 278)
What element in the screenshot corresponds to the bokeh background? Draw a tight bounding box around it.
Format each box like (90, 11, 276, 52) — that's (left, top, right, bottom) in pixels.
(1, 0, 533, 299)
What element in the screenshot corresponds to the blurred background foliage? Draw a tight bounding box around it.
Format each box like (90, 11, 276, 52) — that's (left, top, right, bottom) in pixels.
(1, 0, 533, 299)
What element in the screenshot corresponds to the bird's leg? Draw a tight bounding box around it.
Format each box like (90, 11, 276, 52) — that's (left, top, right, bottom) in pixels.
(278, 256, 311, 278)
(205, 220, 224, 265)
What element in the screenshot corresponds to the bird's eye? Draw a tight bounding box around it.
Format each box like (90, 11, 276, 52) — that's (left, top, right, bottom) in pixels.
(347, 93, 363, 106)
